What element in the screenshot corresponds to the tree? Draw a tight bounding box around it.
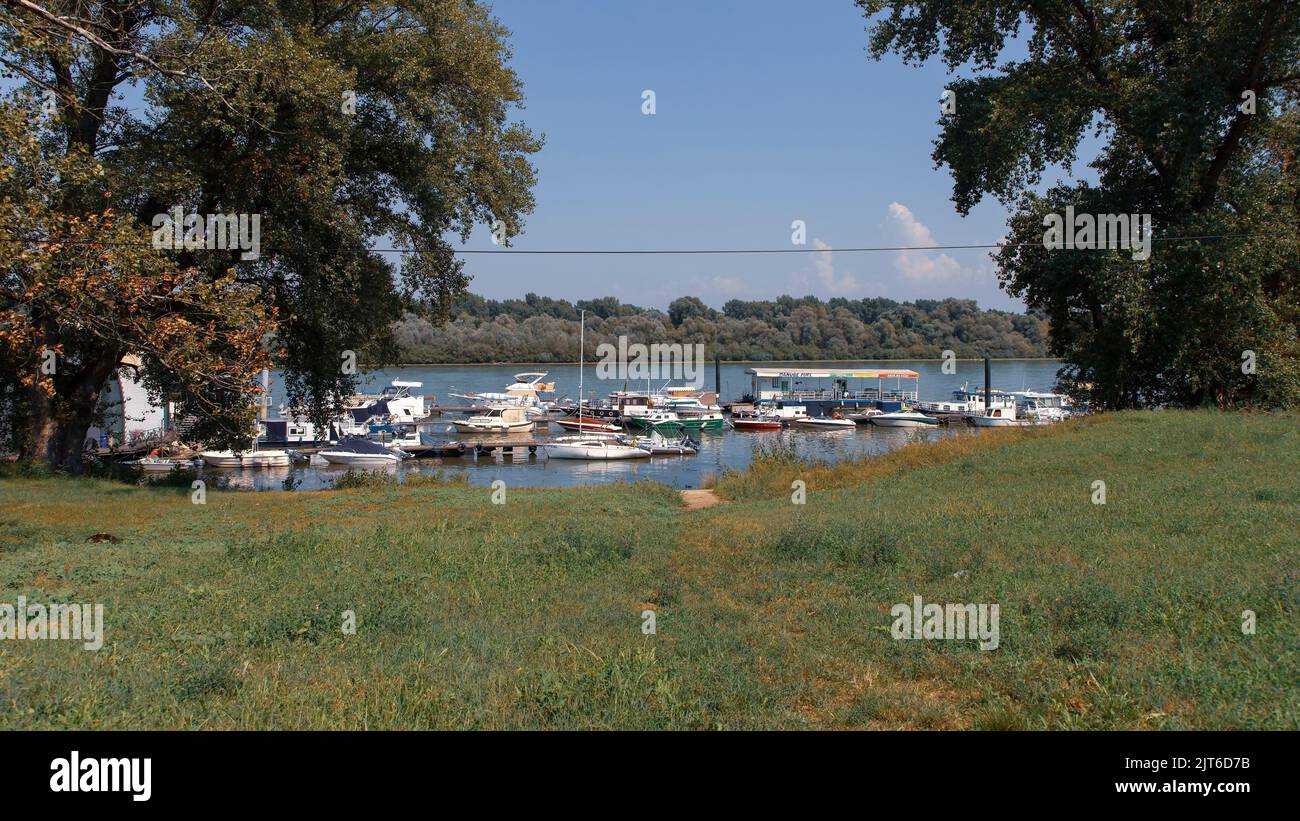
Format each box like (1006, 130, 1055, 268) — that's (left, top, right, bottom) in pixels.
(1, 0, 541, 469)
(667, 295, 712, 327)
(1, 102, 273, 457)
(859, 0, 1300, 408)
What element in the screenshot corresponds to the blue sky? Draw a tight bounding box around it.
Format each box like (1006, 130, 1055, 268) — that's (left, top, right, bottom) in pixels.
(458, 0, 1038, 311)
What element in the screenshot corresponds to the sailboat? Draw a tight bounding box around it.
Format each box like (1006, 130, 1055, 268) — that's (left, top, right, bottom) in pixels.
(543, 310, 650, 461)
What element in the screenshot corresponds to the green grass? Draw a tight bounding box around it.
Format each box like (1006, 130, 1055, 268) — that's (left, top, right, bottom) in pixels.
(0, 409, 1295, 729)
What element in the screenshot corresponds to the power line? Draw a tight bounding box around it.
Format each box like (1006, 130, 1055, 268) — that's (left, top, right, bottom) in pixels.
(2, 233, 1258, 255)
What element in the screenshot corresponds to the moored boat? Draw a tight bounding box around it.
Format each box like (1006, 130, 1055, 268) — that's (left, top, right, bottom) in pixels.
(318, 437, 408, 465)
(635, 430, 699, 456)
(971, 406, 1028, 427)
(544, 434, 650, 460)
(452, 406, 536, 434)
(201, 448, 291, 468)
(731, 414, 784, 431)
(127, 455, 200, 472)
(553, 416, 623, 433)
(870, 410, 941, 428)
(793, 415, 856, 429)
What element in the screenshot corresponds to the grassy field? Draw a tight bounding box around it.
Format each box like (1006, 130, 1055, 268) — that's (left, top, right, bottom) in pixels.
(0, 409, 1295, 729)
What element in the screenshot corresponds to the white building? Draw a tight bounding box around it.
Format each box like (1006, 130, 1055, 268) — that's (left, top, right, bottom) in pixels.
(85, 354, 172, 449)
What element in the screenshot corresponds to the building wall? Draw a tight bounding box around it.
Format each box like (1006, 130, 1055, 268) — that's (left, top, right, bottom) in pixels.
(85, 358, 169, 448)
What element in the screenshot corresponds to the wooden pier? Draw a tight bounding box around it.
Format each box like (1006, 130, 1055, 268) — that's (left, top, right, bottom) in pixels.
(460, 438, 545, 457)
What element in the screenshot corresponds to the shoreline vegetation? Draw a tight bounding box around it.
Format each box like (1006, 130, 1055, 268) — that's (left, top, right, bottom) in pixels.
(1, 409, 1294, 729)
(390, 293, 1051, 364)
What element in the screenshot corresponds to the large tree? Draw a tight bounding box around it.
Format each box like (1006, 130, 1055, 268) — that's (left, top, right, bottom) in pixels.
(859, 0, 1299, 408)
(1, 0, 540, 469)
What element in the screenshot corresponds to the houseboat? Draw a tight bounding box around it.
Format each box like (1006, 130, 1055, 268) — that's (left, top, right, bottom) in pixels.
(743, 367, 920, 417)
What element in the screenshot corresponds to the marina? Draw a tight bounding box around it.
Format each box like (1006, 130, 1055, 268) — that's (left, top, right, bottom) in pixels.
(100, 358, 1072, 490)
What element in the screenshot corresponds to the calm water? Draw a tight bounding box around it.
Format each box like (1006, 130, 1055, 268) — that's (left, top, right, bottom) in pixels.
(206, 359, 1061, 491)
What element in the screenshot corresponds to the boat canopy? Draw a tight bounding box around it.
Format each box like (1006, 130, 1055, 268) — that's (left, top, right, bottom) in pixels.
(745, 367, 919, 379)
(350, 400, 388, 423)
(333, 437, 394, 455)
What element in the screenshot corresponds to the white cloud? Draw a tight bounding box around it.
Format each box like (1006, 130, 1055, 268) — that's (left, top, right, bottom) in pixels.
(886, 202, 966, 282)
(791, 238, 859, 295)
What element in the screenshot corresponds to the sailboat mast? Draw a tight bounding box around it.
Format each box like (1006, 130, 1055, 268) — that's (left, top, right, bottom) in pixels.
(578, 309, 585, 426)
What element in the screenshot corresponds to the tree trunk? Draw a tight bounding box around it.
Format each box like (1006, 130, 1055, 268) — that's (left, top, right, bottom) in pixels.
(19, 382, 58, 464)
(56, 352, 122, 474)
(17, 349, 121, 474)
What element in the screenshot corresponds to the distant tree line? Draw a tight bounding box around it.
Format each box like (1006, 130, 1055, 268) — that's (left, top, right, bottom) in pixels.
(391, 293, 1051, 363)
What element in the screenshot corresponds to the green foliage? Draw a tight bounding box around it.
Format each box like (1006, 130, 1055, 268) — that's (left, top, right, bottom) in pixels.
(860, 0, 1300, 408)
(392, 292, 1050, 362)
(1, 1, 542, 460)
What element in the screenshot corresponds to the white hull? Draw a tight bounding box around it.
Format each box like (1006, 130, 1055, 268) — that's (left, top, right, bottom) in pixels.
(319, 451, 402, 466)
(543, 437, 650, 460)
(201, 450, 291, 468)
(972, 416, 1028, 427)
(794, 417, 856, 429)
(130, 458, 198, 472)
(870, 412, 941, 428)
(452, 419, 536, 434)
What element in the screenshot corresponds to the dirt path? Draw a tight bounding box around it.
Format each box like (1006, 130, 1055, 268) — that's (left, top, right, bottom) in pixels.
(679, 489, 723, 510)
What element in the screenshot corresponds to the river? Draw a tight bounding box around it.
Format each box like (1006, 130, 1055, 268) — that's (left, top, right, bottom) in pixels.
(202, 359, 1063, 490)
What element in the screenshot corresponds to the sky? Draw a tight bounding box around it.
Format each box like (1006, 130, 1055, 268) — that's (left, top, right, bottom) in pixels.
(455, 0, 1043, 312)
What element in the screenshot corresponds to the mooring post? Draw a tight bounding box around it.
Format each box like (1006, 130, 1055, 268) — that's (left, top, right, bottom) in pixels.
(984, 356, 991, 417)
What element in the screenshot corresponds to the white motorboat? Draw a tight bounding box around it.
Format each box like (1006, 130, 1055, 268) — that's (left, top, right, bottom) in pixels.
(544, 434, 650, 460)
(201, 448, 291, 468)
(793, 416, 856, 429)
(846, 409, 883, 423)
(318, 437, 408, 465)
(452, 406, 536, 434)
(1015, 391, 1073, 423)
(127, 455, 200, 472)
(870, 410, 942, 428)
(971, 406, 1028, 427)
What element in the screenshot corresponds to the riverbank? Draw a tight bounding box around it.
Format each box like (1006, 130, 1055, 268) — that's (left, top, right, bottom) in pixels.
(0, 409, 1294, 729)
